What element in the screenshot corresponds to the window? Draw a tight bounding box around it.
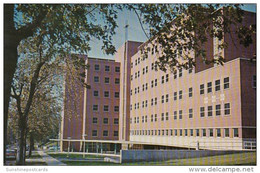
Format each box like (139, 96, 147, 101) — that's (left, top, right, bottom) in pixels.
(131, 63, 133, 68)
(179, 110, 183, 119)
(200, 84, 204, 95)
(103, 105, 109, 112)
(94, 64, 100, 71)
(174, 71, 177, 79)
(179, 90, 182, 99)
(174, 111, 177, 120)
(92, 130, 97, 137)
(142, 101, 144, 108)
(253, 75, 256, 88)
(103, 118, 108, 124)
(92, 117, 98, 124)
(189, 87, 193, 97)
(145, 100, 148, 107)
(158, 130, 161, 136)
(104, 91, 109, 98)
(196, 129, 200, 137)
(166, 94, 169, 102)
(103, 130, 108, 137)
(189, 68, 193, 74)
(216, 104, 221, 116)
(151, 98, 154, 106)
(154, 114, 157, 121)
(170, 130, 173, 136)
(154, 97, 157, 105)
(209, 129, 214, 137)
(161, 95, 164, 103)
(142, 84, 145, 91)
(115, 92, 119, 98)
(166, 130, 168, 136)
(135, 72, 137, 79)
(166, 74, 169, 82)
(190, 129, 193, 136)
(137, 71, 140, 77)
(137, 117, 139, 123)
(224, 77, 229, 89)
(175, 129, 178, 136)
(189, 109, 193, 118)
(180, 129, 183, 136)
(200, 107, 205, 117)
(216, 128, 221, 137)
(94, 76, 99, 83)
(166, 112, 169, 120)
(104, 77, 110, 84)
(131, 75, 133, 81)
(161, 113, 164, 121)
(135, 59, 137, 66)
(145, 83, 148, 90)
(207, 82, 212, 93)
(215, 79, 220, 91)
(174, 92, 177, 101)
(142, 68, 145, 74)
(151, 80, 154, 88)
(105, 65, 110, 72)
(115, 78, 120, 84)
(93, 105, 98, 111)
(114, 106, 119, 112)
(179, 69, 182, 77)
(151, 114, 153, 122)
(155, 79, 158, 86)
(115, 66, 120, 72)
(138, 57, 140, 64)
(93, 90, 99, 97)
(151, 63, 154, 70)
(224, 103, 230, 115)
(145, 115, 147, 122)
(161, 76, 164, 84)
(137, 87, 139, 93)
(185, 129, 188, 136)
(146, 66, 148, 73)
(114, 118, 119, 124)
(114, 131, 118, 137)
(233, 128, 239, 137)
(134, 117, 136, 123)
(208, 106, 213, 117)
(202, 129, 206, 137)
(142, 116, 144, 123)
(224, 128, 229, 137)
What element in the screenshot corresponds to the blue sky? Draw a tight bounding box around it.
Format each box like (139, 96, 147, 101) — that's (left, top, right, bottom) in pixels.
(88, 4, 256, 60)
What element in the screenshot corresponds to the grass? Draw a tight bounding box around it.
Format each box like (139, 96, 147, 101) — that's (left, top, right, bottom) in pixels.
(26, 161, 47, 166)
(27, 151, 42, 159)
(122, 152, 256, 166)
(57, 151, 256, 166)
(48, 153, 105, 159)
(63, 161, 119, 166)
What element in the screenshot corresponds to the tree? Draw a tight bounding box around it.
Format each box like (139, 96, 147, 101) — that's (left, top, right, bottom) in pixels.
(4, 4, 255, 163)
(4, 4, 119, 163)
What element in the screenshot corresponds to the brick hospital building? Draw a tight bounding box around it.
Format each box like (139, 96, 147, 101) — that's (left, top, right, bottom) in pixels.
(60, 10, 256, 151)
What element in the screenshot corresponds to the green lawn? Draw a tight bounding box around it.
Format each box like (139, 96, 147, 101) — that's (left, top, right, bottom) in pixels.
(122, 152, 256, 166)
(48, 153, 104, 159)
(56, 151, 256, 166)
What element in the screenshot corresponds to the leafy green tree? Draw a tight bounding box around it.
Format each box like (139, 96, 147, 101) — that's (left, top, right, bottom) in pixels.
(4, 4, 255, 164)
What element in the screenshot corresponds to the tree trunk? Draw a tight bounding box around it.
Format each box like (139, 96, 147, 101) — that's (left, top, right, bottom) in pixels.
(29, 133, 34, 157)
(4, 4, 20, 165)
(16, 116, 27, 165)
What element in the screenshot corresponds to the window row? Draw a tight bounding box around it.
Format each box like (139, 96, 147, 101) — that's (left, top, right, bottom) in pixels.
(130, 128, 239, 138)
(94, 64, 120, 72)
(93, 91, 119, 98)
(200, 77, 229, 95)
(92, 105, 119, 112)
(92, 130, 118, 137)
(200, 103, 230, 117)
(93, 76, 120, 84)
(92, 117, 119, 125)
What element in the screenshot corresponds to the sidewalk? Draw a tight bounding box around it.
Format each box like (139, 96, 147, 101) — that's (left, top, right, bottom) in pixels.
(37, 150, 66, 166)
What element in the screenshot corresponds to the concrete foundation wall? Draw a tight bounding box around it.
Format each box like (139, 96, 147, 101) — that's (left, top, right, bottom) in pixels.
(120, 150, 243, 163)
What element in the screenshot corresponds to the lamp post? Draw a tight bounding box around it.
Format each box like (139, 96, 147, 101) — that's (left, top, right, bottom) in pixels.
(83, 134, 87, 158)
(67, 137, 71, 158)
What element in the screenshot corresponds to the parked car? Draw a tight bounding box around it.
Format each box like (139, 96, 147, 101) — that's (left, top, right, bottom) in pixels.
(6, 149, 16, 160)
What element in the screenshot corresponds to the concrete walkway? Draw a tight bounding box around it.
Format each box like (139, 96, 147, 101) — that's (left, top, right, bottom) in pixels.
(37, 150, 66, 166)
